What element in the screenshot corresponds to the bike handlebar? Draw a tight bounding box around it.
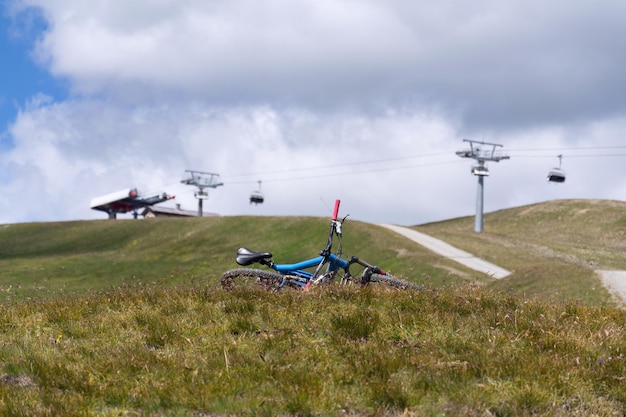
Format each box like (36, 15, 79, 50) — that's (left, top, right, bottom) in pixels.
(320, 199, 341, 258)
(332, 199, 341, 221)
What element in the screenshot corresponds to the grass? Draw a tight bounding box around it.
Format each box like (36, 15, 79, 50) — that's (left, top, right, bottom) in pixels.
(0, 199, 625, 415)
(0, 283, 624, 416)
(0, 216, 480, 301)
(2, 200, 622, 305)
(415, 199, 626, 304)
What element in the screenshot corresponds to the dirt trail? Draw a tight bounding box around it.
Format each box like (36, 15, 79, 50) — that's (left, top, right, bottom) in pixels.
(380, 224, 512, 279)
(597, 270, 626, 305)
(381, 224, 626, 304)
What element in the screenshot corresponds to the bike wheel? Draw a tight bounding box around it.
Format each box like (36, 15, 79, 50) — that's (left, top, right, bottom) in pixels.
(220, 268, 284, 291)
(367, 273, 423, 290)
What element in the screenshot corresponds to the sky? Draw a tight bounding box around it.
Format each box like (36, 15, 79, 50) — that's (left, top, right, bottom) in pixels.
(1, 0, 626, 226)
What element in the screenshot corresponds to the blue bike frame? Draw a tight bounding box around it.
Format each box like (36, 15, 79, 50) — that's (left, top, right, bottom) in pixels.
(272, 254, 349, 286)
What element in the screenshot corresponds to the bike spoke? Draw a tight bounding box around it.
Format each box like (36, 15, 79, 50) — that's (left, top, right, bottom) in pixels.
(220, 268, 284, 291)
(365, 273, 424, 291)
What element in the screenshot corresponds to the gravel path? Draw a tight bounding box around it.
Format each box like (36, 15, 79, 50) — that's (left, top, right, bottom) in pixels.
(597, 270, 626, 305)
(381, 224, 626, 304)
(380, 224, 512, 279)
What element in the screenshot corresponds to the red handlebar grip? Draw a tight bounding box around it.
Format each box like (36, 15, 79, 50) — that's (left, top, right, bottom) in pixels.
(332, 199, 341, 221)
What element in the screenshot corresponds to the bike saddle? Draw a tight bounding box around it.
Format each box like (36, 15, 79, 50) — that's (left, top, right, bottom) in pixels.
(236, 247, 273, 266)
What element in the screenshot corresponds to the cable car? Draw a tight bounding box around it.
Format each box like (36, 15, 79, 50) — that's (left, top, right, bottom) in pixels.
(547, 155, 566, 183)
(249, 181, 264, 205)
(547, 169, 566, 183)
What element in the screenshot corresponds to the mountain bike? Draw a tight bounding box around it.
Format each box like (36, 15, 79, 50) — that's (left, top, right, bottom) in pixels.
(220, 200, 423, 291)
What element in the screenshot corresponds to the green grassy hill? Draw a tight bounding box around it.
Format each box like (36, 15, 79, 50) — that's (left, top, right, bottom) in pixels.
(1, 199, 623, 305)
(1, 200, 625, 416)
(415, 199, 626, 305)
(0, 215, 479, 301)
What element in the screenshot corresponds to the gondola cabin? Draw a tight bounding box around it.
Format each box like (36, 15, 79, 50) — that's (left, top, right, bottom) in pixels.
(249, 180, 264, 204)
(547, 168, 566, 183)
(547, 155, 566, 183)
(250, 191, 264, 205)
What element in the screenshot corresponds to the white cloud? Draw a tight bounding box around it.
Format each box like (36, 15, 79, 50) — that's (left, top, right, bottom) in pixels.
(5, 92, 625, 225)
(2, 0, 626, 225)
(21, 0, 625, 127)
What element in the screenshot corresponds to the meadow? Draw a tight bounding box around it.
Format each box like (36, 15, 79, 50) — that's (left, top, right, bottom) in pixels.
(0, 199, 625, 416)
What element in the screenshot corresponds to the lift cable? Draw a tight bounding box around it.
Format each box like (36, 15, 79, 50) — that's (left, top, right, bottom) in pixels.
(509, 153, 626, 159)
(221, 150, 453, 180)
(142, 144, 626, 193)
(508, 145, 626, 152)
(224, 160, 465, 185)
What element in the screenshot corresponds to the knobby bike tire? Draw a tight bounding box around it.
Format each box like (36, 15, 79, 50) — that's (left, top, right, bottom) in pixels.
(220, 268, 284, 291)
(367, 273, 423, 290)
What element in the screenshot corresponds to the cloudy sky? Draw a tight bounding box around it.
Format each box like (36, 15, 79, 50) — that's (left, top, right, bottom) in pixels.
(1, 0, 625, 226)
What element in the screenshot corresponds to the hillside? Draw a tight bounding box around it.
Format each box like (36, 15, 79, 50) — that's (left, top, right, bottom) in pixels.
(1, 200, 625, 415)
(415, 199, 626, 304)
(0, 199, 623, 305)
(0, 216, 478, 301)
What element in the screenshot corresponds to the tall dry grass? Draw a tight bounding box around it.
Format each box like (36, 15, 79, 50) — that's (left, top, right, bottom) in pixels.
(1, 281, 624, 416)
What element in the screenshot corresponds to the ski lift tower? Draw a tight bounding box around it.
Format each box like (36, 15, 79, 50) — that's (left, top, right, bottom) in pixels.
(181, 170, 223, 217)
(456, 139, 510, 233)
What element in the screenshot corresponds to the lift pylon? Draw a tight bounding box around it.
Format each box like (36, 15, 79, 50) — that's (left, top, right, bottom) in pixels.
(181, 170, 223, 217)
(456, 140, 510, 233)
